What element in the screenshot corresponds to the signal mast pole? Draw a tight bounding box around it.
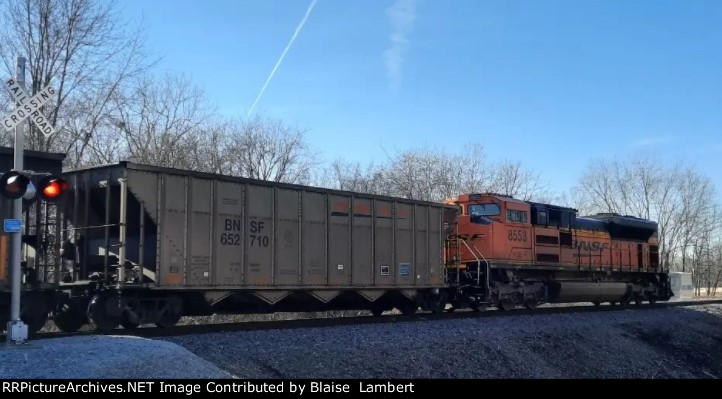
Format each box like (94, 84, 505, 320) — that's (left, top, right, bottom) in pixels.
(7, 56, 28, 344)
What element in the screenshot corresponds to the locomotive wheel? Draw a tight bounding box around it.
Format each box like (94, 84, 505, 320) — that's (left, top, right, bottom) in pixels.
(121, 319, 140, 330)
(155, 297, 183, 328)
(53, 298, 87, 333)
(121, 310, 141, 330)
(523, 300, 538, 310)
(428, 292, 448, 314)
(618, 296, 631, 308)
(88, 293, 122, 332)
(21, 293, 49, 335)
(634, 298, 643, 306)
(497, 300, 513, 311)
(591, 301, 601, 307)
(647, 297, 657, 305)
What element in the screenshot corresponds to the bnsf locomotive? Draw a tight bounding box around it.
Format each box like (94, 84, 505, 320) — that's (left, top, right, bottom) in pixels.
(443, 193, 670, 311)
(0, 156, 672, 334)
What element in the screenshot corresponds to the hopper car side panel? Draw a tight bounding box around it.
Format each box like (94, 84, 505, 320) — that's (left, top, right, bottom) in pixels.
(114, 168, 448, 290)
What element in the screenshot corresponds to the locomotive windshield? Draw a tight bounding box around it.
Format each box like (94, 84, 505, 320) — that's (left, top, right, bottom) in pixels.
(468, 203, 500, 217)
(468, 203, 499, 224)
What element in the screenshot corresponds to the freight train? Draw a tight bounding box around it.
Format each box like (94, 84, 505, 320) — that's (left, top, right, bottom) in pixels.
(0, 154, 672, 334)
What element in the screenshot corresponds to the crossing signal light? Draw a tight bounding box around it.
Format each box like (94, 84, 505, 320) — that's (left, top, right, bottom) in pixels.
(0, 171, 67, 202)
(37, 176, 67, 202)
(0, 170, 32, 200)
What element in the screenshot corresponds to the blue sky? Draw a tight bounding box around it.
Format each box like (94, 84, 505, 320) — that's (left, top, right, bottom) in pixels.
(118, 0, 722, 196)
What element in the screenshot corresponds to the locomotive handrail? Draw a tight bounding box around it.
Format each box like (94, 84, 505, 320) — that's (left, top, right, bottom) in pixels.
(459, 239, 482, 285)
(472, 244, 490, 295)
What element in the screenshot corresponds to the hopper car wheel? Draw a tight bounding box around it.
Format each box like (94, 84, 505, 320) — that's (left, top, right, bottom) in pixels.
(647, 297, 657, 305)
(523, 300, 538, 310)
(428, 292, 448, 314)
(155, 298, 183, 328)
(53, 298, 87, 333)
(0, 309, 8, 332)
(398, 303, 417, 316)
(634, 297, 643, 306)
(591, 301, 601, 307)
(370, 307, 385, 317)
(21, 293, 49, 335)
(88, 293, 122, 332)
(121, 310, 141, 330)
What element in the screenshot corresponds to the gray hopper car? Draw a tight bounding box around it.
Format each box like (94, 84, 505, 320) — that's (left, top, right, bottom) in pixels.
(56, 162, 458, 331)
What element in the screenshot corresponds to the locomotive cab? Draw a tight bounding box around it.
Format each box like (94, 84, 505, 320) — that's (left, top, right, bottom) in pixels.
(446, 193, 534, 264)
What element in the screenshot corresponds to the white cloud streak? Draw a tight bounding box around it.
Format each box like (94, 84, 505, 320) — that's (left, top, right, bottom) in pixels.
(248, 0, 318, 117)
(383, 0, 418, 91)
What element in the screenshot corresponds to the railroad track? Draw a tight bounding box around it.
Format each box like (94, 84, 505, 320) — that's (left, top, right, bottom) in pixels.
(6, 299, 722, 342)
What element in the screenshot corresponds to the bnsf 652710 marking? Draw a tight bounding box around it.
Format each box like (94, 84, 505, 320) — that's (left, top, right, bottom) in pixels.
(221, 218, 242, 246)
(249, 221, 270, 247)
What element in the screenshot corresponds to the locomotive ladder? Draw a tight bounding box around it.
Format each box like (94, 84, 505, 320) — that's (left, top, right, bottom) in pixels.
(459, 239, 490, 295)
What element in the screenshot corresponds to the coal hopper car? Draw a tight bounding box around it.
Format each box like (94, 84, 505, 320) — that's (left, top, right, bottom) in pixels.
(56, 162, 457, 332)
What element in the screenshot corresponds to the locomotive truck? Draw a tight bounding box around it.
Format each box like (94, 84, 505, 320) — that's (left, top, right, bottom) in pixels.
(0, 157, 672, 334)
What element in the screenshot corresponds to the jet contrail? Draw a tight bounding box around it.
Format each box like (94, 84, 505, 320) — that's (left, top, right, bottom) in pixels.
(247, 0, 318, 117)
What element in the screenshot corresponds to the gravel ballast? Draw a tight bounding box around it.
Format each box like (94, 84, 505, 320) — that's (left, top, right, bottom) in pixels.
(167, 304, 722, 379)
(0, 336, 231, 379)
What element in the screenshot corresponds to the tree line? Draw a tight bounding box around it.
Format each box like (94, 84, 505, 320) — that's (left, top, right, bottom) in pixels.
(1, 0, 719, 295)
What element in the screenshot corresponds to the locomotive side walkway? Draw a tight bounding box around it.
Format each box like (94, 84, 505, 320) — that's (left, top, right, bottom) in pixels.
(167, 303, 722, 379)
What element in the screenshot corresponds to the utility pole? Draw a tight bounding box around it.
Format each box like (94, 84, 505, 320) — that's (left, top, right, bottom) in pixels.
(6, 56, 28, 344)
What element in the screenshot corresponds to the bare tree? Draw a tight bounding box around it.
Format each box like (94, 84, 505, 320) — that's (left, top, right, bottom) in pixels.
(576, 155, 720, 272)
(323, 143, 547, 203)
(224, 115, 318, 184)
(185, 120, 233, 175)
(105, 74, 211, 169)
(487, 160, 547, 201)
(0, 0, 149, 162)
(323, 160, 387, 194)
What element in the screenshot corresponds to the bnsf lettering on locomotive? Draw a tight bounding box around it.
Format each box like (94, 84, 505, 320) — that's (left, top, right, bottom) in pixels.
(448, 233, 484, 241)
(573, 240, 610, 251)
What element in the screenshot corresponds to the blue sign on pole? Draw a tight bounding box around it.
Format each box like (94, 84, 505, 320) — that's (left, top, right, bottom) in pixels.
(4, 219, 22, 233)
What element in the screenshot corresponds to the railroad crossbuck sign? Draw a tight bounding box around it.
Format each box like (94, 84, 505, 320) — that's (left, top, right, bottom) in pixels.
(2, 78, 56, 137)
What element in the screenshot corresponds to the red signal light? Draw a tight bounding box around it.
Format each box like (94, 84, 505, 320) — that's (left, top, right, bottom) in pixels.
(43, 181, 62, 197)
(37, 176, 68, 202)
